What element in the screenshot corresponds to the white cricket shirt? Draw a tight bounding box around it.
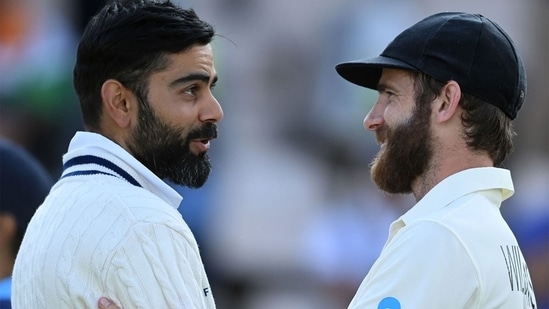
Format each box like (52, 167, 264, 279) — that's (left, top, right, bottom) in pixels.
(349, 167, 537, 308)
(12, 131, 216, 308)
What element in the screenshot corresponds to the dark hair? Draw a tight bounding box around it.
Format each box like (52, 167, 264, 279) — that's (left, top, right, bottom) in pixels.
(413, 73, 515, 167)
(73, 0, 215, 131)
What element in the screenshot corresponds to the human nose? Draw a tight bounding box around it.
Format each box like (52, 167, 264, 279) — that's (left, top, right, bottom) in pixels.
(200, 93, 223, 123)
(363, 101, 384, 131)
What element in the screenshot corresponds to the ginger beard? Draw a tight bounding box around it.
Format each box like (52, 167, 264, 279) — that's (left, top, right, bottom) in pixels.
(370, 100, 433, 194)
(127, 94, 216, 188)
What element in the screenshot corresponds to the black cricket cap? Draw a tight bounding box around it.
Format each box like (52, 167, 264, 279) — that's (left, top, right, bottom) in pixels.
(335, 12, 526, 119)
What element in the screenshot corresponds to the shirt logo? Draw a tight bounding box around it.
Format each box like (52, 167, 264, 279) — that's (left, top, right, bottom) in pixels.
(378, 297, 401, 309)
(500, 245, 536, 308)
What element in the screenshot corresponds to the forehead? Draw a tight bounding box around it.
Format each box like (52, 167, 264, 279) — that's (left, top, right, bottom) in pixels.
(378, 68, 415, 90)
(157, 44, 215, 78)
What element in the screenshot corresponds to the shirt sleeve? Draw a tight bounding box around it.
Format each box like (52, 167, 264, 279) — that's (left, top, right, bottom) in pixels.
(103, 222, 211, 309)
(349, 220, 480, 308)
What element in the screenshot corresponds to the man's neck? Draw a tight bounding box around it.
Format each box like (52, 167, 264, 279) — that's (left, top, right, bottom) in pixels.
(412, 151, 494, 202)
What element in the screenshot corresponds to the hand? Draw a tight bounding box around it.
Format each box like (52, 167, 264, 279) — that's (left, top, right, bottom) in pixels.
(98, 297, 121, 309)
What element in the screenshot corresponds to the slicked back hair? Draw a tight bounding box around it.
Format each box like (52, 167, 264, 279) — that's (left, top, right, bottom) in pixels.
(73, 0, 215, 131)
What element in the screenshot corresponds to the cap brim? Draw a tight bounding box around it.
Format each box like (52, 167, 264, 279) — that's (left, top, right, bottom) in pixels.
(335, 56, 417, 89)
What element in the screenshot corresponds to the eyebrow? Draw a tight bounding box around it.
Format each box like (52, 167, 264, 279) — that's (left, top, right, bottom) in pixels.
(168, 73, 218, 88)
(377, 82, 390, 92)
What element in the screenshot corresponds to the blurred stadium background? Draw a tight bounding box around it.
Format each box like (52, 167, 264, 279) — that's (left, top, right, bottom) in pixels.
(1, 0, 547, 308)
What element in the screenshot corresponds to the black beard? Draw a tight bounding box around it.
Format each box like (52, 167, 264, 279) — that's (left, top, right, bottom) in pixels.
(127, 97, 217, 188)
(370, 102, 432, 194)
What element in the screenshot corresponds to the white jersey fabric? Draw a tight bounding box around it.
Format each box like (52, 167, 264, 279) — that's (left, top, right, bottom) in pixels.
(12, 131, 215, 308)
(349, 167, 537, 309)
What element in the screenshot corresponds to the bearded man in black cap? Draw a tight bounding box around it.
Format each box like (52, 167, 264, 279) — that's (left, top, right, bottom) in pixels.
(336, 12, 537, 308)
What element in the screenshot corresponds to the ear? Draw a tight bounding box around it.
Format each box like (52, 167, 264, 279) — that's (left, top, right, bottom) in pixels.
(101, 79, 134, 128)
(434, 80, 461, 124)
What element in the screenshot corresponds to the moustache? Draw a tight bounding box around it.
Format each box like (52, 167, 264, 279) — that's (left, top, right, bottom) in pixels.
(375, 126, 388, 145)
(187, 123, 218, 140)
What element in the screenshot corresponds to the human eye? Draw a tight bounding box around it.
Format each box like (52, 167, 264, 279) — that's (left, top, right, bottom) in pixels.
(183, 85, 197, 96)
(381, 89, 396, 100)
(377, 85, 396, 99)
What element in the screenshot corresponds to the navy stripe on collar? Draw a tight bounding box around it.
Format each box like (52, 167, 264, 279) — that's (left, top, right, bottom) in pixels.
(62, 155, 141, 187)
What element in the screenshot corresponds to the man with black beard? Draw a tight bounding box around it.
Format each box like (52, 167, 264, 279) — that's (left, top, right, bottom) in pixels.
(336, 12, 537, 308)
(12, 1, 222, 308)
(129, 88, 217, 188)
